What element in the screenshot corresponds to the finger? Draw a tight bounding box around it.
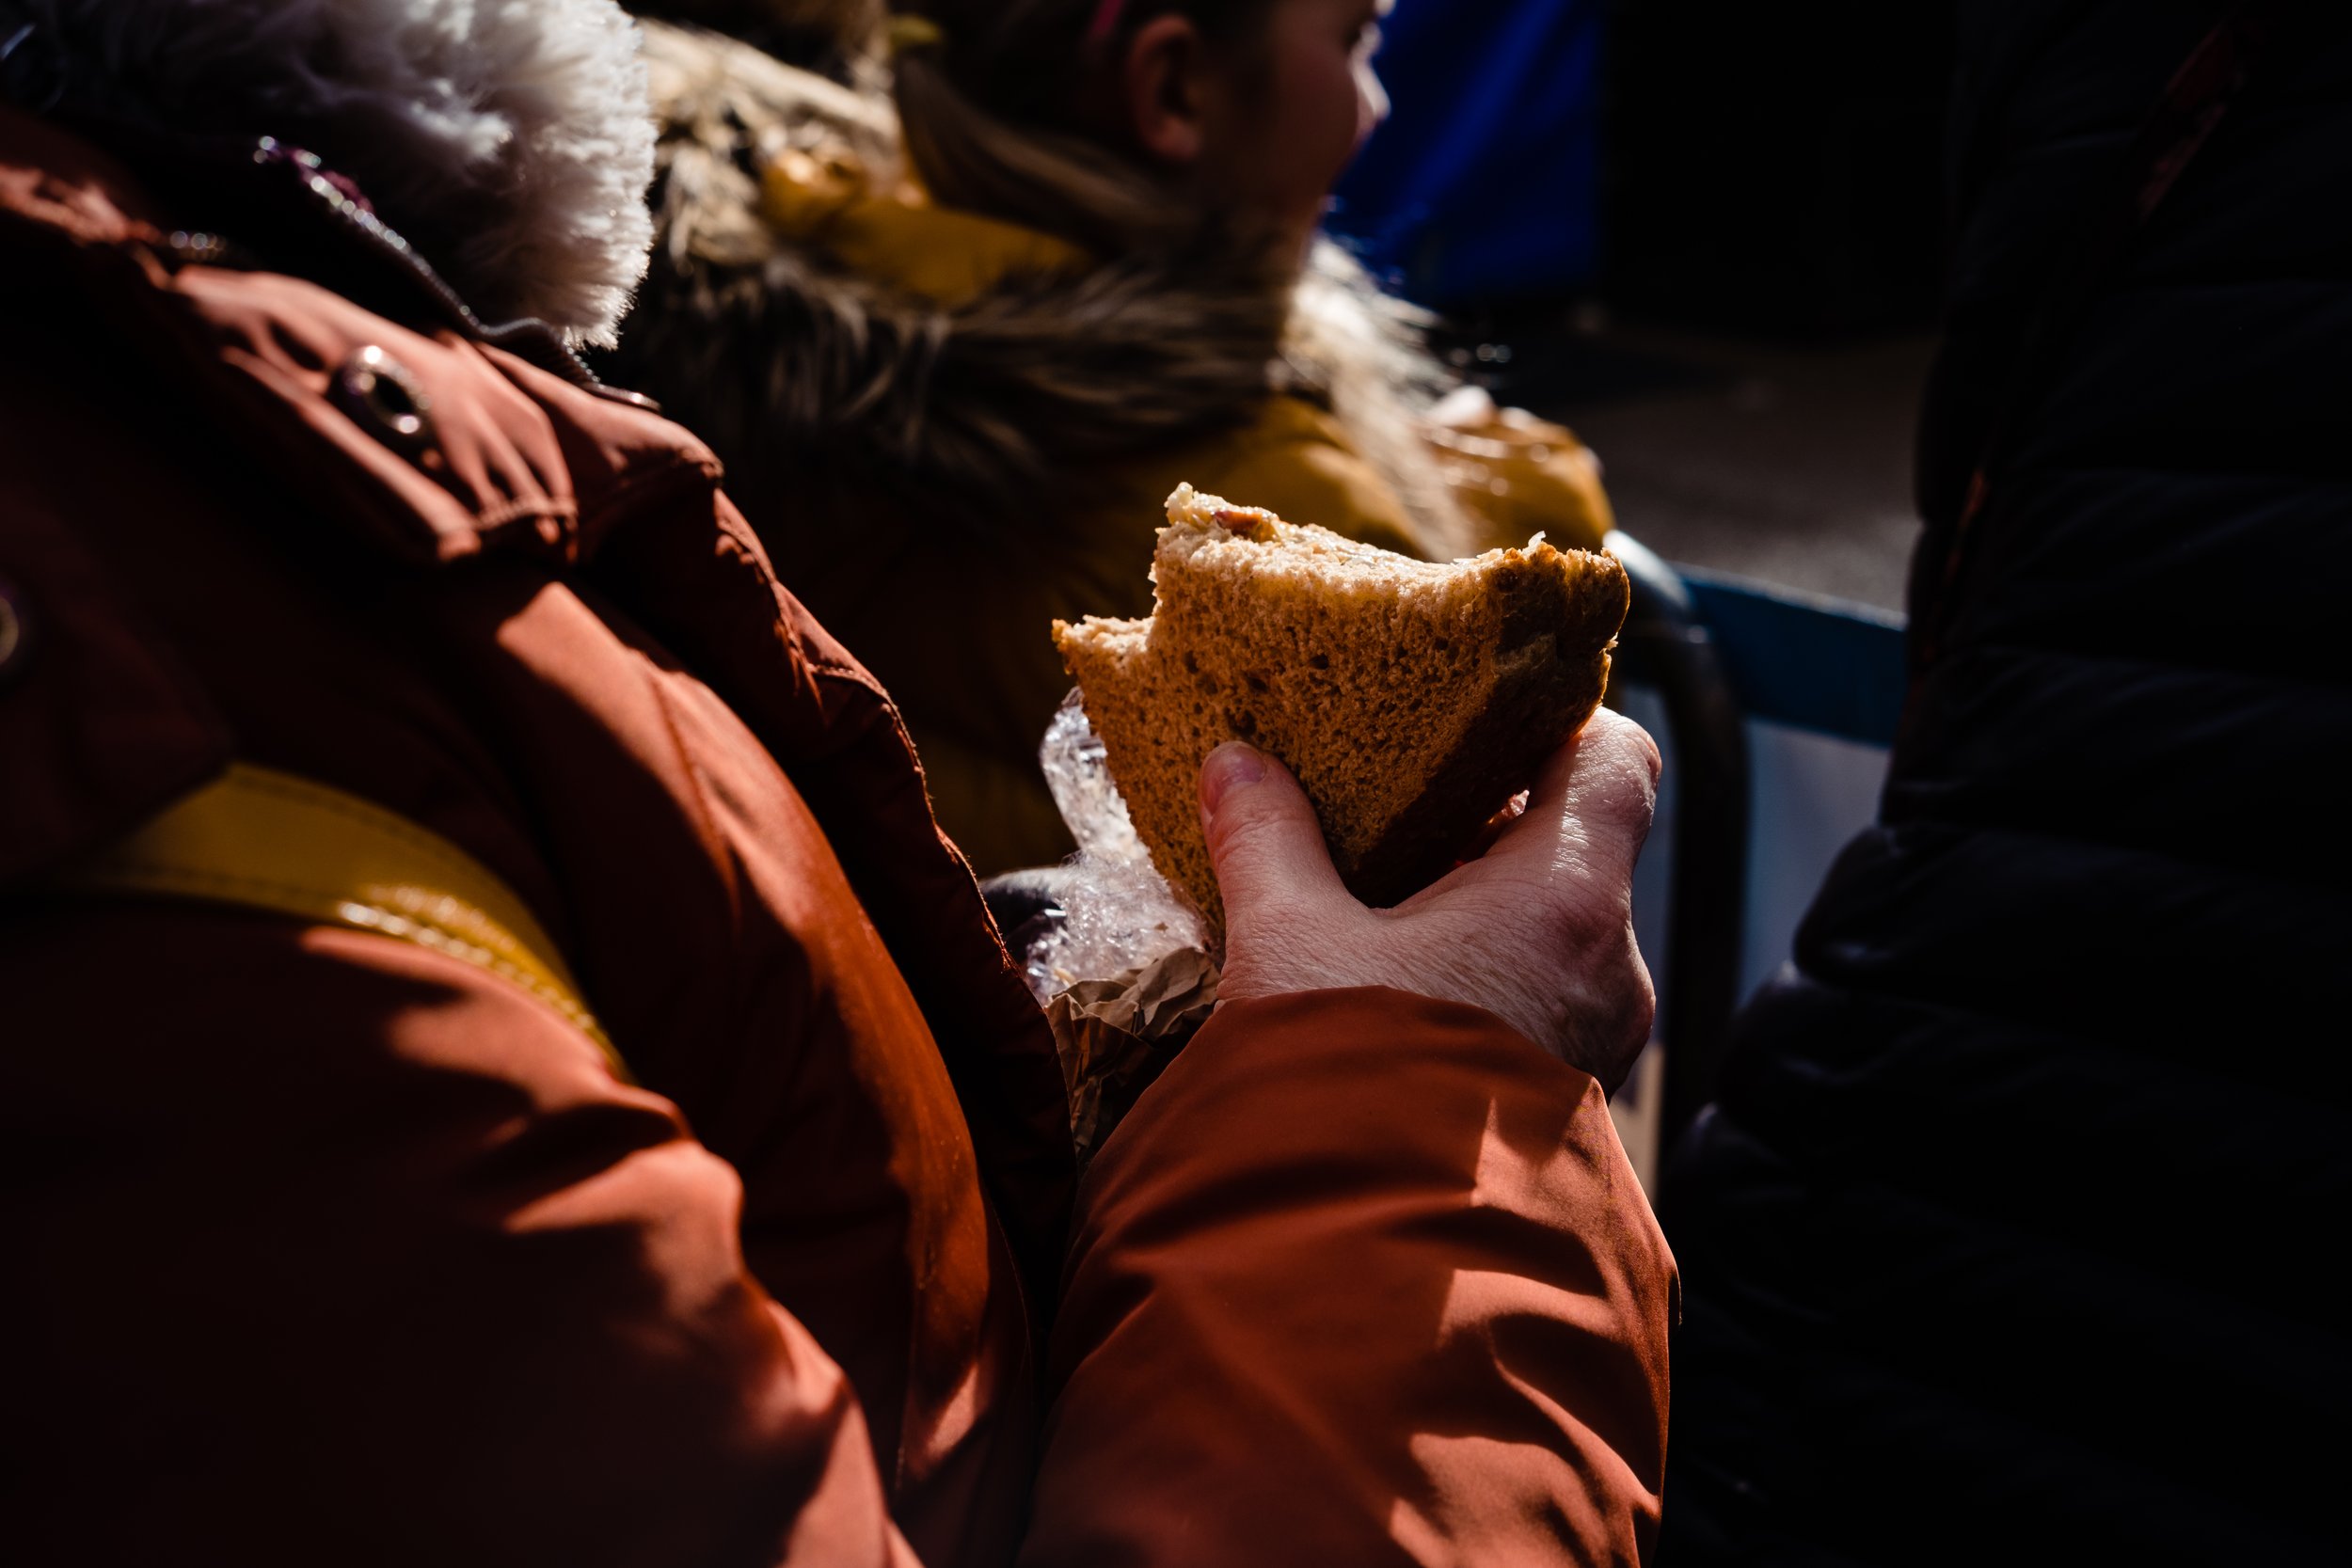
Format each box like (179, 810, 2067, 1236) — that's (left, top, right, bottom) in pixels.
(1455, 790, 1532, 865)
(1199, 742, 1350, 931)
(1487, 708, 1661, 885)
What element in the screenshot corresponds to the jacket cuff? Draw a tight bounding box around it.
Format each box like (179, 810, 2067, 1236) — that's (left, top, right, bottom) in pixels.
(1023, 985, 1674, 1568)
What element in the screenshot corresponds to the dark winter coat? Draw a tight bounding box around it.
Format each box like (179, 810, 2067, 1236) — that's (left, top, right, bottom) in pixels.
(1661, 5, 2352, 1563)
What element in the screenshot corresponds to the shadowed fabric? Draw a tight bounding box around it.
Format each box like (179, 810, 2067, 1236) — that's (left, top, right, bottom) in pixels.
(1026, 993, 1674, 1567)
(1661, 5, 2352, 1563)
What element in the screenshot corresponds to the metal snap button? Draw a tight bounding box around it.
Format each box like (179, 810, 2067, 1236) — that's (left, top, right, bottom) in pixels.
(333, 345, 436, 456)
(0, 575, 29, 686)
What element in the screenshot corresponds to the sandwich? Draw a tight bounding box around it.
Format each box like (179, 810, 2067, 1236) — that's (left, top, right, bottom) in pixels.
(1053, 484, 1629, 936)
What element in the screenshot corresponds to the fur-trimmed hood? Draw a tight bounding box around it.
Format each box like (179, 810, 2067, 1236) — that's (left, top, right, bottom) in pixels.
(0, 0, 658, 346)
(609, 20, 1474, 552)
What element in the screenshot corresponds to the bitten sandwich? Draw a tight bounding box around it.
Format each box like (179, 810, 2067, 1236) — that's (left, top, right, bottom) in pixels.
(1053, 484, 1630, 935)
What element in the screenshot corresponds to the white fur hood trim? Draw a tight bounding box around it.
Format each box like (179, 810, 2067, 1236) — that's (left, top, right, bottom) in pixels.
(16, 0, 657, 346)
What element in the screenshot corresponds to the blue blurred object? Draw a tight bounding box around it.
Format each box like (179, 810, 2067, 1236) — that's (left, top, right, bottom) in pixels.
(1681, 572, 1908, 748)
(1325, 0, 1606, 305)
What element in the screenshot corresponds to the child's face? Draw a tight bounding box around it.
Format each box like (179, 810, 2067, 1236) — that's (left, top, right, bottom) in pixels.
(1189, 0, 1391, 255)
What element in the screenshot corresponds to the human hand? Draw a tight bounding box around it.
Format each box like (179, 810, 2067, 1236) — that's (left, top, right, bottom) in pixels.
(1202, 708, 1661, 1090)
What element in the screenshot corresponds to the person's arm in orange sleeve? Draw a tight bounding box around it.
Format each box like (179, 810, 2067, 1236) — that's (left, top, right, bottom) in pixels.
(1022, 712, 1677, 1567)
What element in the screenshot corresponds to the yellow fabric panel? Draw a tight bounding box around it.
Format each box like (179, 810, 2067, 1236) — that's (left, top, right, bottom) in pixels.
(1193, 398, 1428, 560)
(59, 764, 625, 1078)
(1429, 410, 1616, 555)
(761, 152, 1091, 310)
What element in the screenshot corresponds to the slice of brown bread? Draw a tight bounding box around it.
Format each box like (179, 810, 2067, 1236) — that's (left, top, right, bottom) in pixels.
(1053, 483, 1629, 936)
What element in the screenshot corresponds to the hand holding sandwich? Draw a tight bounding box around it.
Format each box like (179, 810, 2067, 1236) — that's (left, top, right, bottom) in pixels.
(1202, 707, 1661, 1091)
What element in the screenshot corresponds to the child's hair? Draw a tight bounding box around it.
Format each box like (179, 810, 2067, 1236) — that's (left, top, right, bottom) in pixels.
(891, 0, 1277, 255)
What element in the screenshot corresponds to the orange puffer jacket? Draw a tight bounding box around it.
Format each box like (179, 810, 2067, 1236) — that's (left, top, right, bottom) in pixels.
(0, 105, 1674, 1568)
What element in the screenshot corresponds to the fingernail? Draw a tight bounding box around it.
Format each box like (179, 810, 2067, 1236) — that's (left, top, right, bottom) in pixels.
(1199, 742, 1264, 817)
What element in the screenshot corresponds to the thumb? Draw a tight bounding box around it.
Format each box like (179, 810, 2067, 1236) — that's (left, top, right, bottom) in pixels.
(1199, 743, 1349, 931)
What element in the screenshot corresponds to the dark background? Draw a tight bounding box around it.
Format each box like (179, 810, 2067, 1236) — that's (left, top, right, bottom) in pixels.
(1603, 0, 1954, 337)
(1331, 0, 1961, 608)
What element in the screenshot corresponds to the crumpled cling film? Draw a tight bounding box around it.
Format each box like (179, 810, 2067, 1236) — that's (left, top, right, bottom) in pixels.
(1025, 689, 1208, 1004)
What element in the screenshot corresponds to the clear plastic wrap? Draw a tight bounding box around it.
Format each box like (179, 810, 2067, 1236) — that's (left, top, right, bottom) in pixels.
(1023, 689, 1207, 1005)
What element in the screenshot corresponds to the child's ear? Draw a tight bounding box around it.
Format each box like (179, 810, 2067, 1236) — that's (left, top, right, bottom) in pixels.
(1123, 14, 1208, 165)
